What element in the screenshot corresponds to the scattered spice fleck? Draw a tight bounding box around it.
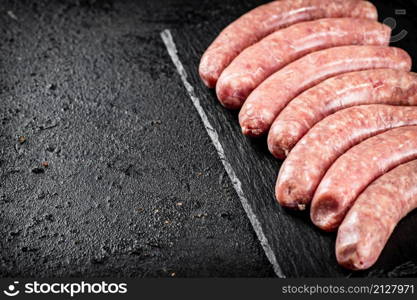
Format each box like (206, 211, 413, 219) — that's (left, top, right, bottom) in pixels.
(31, 167, 45, 174)
(164, 220, 171, 224)
(46, 83, 57, 90)
(193, 213, 208, 219)
(17, 136, 26, 144)
(196, 172, 203, 176)
(46, 145, 56, 152)
(44, 214, 54, 222)
(151, 120, 162, 126)
(176, 202, 183, 206)
(7, 11, 18, 20)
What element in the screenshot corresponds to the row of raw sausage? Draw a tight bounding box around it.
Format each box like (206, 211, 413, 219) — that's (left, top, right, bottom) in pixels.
(199, 0, 378, 88)
(199, 0, 417, 271)
(216, 18, 391, 109)
(269, 69, 417, 159)
(239, 45, 411, 137)
(276, 110, 417, 269)
(276, 105, 417, 211)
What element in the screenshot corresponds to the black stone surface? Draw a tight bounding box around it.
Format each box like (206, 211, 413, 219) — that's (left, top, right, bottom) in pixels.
(0, 0, 274, 277)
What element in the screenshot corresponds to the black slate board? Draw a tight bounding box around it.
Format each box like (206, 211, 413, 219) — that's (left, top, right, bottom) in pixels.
(168, 0, 417, 277)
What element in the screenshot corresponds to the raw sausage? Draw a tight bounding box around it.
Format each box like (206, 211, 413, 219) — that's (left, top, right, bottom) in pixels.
(216, 18, 390, 109)
(199, 0, 378, 88)
(200, 0, 377, 88)
(336, 160, 417, 270)
(239, 46, 412, 137)
(276, 106, 417, 211)
(311, 126, 417, 232)
(268, 70, 417, 159)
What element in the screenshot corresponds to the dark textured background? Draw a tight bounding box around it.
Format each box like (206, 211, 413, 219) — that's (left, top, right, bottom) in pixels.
(0, 0, 275, 277)
(1, 0, 417, 278)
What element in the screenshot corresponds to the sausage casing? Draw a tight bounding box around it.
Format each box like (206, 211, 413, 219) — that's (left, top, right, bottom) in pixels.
(336, 160, 417, 270)
(311, 126, 417, 231)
